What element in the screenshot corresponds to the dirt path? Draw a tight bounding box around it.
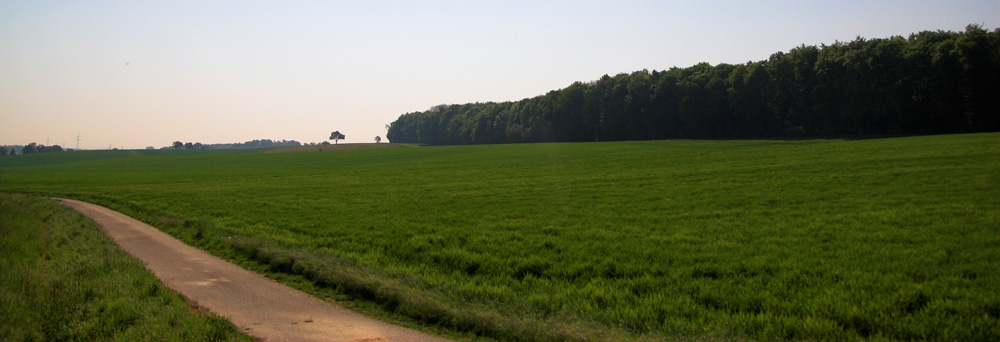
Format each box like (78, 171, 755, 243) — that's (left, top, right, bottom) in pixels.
(55, 198, 452, 342)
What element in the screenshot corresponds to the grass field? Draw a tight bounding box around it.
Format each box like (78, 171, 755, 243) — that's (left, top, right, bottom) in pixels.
(0, 192, 251, 341)
(2, 133, 998, 341)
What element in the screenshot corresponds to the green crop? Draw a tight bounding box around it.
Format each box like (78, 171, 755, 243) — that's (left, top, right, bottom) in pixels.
(2, 133, 998, 341)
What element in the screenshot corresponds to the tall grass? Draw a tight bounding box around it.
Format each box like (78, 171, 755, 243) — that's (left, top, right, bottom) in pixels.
(0, 193, 251, 341)
(2, 133, 998, 341)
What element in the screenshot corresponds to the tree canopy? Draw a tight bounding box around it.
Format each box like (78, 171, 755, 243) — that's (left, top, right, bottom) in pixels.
(388, 25, 999, 145)
(19, 143, 64, 154)
(169, 139, 301, 150)
(330, 131, 346, 144)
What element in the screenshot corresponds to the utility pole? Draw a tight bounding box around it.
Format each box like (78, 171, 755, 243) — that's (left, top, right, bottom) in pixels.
(75, 133, 82, 150)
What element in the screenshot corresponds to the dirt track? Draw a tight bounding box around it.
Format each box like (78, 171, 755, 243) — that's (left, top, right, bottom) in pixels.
(55, 198, 452, 342)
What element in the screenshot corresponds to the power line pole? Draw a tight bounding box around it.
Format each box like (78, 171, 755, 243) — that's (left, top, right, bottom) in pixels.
(75, 133, 82, 150)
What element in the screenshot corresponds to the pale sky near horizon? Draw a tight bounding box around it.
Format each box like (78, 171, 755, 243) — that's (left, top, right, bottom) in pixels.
(2, 1, 996, 149)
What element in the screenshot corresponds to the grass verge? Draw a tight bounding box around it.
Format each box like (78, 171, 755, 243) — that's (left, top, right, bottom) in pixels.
(0, 192, 251, 342)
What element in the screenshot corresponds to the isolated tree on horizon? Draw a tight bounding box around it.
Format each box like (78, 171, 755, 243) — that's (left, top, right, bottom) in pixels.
(330, 131, 346, 144)
(375, 136, 381, 143)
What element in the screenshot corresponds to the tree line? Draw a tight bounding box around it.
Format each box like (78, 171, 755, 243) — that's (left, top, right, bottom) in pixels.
(170, 139, 302, 150)
(388, 25, 999, 145)
(1, 143, 65, 156)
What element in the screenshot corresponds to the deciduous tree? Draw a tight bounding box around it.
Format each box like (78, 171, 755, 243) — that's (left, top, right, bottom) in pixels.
(329, 131, 345, 144)
(22, 143, 37, 154)
(385, 26, 1000, 144)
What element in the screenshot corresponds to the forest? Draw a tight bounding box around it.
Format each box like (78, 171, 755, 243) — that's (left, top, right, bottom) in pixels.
(387, 25, 999, 144)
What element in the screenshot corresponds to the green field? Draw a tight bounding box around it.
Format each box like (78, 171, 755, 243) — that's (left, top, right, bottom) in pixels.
(2, 133, 998, 341)
(0, 193, 251, 341)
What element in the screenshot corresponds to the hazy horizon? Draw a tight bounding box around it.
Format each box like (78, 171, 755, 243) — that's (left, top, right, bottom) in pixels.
(2, 1, 997, 150)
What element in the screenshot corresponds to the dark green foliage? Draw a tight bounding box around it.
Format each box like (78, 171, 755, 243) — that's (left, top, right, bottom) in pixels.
(19, 142, 64, 154)
(171, 139, 302, 150)
(204, 139, 302, 149)
(2, 134, 998, 341)
(330, 131, 346, 144)
(388, 25, 1000, 145)
(0, 193, 250, 341)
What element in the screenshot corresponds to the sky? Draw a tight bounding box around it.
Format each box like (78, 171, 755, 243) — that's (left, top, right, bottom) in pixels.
(1, 1, 997, 149)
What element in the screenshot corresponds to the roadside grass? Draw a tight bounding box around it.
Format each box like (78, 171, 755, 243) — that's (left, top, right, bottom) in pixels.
(0, 192, 251, 342)
(2, 133, 998, 341)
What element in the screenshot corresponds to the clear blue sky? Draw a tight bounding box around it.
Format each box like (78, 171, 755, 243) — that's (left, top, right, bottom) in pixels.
(2, 0, 996, 149)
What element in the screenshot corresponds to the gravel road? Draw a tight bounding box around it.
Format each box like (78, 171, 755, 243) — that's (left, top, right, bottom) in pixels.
(56, 198, 453, 342)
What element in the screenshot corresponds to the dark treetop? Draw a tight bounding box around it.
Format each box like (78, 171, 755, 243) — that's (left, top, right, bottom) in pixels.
(388, 25, 999, 145)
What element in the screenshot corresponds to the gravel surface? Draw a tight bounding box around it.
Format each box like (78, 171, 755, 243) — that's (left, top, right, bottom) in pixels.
(56, 198, 453, 342)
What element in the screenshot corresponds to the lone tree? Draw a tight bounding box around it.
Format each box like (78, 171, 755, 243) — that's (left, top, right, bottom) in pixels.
(375, 136, 382, 143)
(329, 131, 345, 144)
